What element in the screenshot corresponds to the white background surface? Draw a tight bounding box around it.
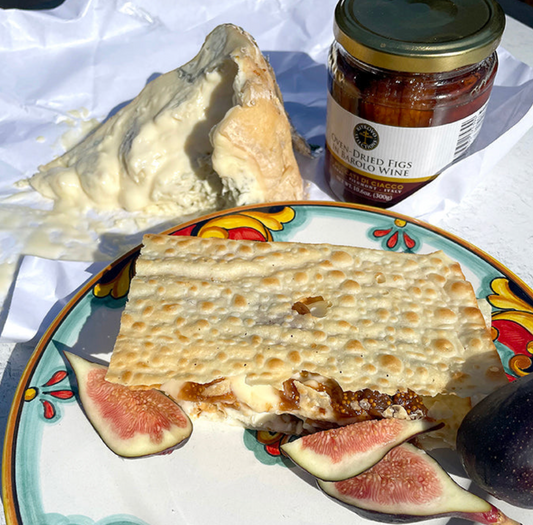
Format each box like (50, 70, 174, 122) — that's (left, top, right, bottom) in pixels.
(438, 15, 533, 289)
(1, 2, 533, 524)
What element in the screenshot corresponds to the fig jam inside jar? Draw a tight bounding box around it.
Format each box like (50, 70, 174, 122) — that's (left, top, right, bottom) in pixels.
(325, 0, 505, 208)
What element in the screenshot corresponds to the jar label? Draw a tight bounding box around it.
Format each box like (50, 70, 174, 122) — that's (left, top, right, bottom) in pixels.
(326, 92, 487, 182)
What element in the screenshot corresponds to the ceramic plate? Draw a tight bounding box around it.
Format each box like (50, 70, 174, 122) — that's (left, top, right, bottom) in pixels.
(3, 202, 533, 525)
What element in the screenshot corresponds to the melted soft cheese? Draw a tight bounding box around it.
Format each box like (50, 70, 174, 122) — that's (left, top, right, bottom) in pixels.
(162, 374, 341, 435)
(163, 376, 307, 434)
(163, 375, 281, 415)
(31, 60, 238, 214)
(0, 25, 303, 311)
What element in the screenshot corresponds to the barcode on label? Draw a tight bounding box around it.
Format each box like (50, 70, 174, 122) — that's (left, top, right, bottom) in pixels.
(453, 104, 488, 160)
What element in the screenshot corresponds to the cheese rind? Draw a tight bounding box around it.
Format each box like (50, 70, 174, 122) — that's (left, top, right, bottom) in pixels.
(30, 24, 303, 214)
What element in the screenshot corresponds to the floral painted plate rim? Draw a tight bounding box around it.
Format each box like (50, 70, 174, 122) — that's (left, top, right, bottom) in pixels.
(3, 200, 533, 525)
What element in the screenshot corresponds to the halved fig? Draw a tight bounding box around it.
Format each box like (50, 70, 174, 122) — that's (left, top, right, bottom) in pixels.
(457, 370, 533, 508)
(318, 443, 521, 524)
(65, 352, 192, 458)
(281, 418, 442, 481)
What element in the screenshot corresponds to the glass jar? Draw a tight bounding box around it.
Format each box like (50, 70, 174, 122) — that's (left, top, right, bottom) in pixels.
(325, 0, 505, 208)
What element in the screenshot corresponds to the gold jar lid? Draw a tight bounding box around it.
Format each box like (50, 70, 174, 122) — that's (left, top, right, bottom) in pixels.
(334, 0, 505, 73)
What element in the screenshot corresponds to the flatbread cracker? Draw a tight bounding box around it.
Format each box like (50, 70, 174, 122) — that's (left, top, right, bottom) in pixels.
(106, 234, 508, 440)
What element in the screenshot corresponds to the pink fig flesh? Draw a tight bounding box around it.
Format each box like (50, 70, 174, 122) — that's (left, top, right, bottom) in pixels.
(318, 443, 521, 524)
(65, 352, 192, 457)
(281, 417, 442, 481)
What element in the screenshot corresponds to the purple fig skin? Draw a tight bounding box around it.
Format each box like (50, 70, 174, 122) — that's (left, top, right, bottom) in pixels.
(326, 504, 521, 524)
(457, 371, 533, 509)
(457, 508, 522, 525)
